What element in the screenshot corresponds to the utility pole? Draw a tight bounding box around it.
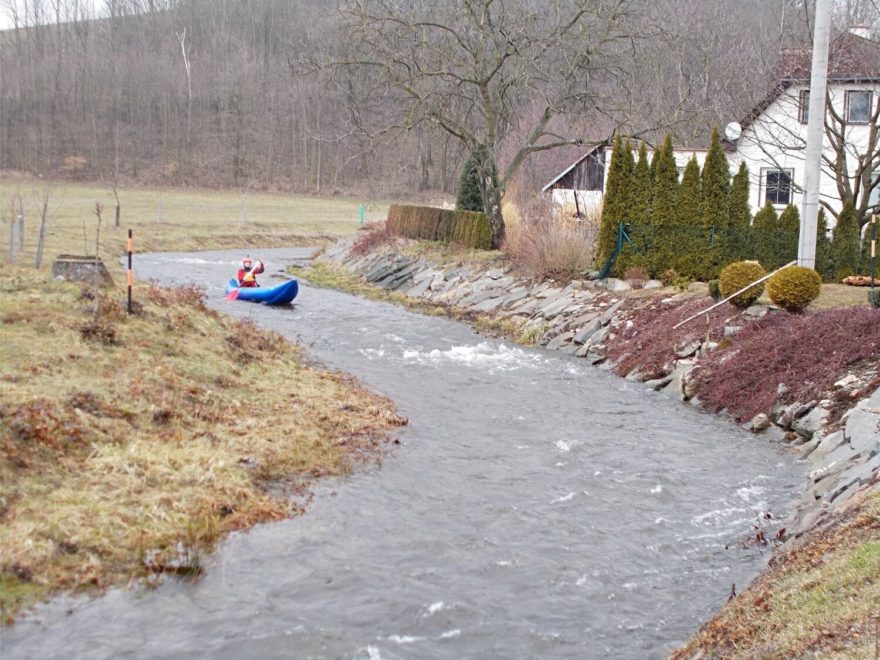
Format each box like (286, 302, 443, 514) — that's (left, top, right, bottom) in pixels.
(799, 0, 832, 269)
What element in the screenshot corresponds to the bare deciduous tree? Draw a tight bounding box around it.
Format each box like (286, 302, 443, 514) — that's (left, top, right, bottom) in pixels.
(328, 0, 647, 246)
(35, 183, 50, 269)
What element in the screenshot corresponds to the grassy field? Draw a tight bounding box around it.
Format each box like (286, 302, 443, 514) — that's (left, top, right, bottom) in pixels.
(0, 173, 388, 275)
(0, 268, 406, 622)
(0, 176, 402, 622)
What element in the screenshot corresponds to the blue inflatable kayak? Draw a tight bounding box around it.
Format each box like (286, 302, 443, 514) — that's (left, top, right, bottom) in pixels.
(225, 277, 299, 305)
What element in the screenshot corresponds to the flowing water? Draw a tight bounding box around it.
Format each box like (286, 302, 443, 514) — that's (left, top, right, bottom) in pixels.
(2, 248, 803, 659)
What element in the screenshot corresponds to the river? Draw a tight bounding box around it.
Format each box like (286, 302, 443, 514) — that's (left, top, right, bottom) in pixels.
(1, 248, 803, 659)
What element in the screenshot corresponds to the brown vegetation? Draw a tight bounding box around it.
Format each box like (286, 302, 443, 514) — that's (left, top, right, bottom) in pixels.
(0, 268, 407, 622)
(692, 306, 880, 422)
(504, 199, 599, 282)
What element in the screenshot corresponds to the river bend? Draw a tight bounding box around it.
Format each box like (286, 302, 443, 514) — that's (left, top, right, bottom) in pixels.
(1, 247, 803, 659)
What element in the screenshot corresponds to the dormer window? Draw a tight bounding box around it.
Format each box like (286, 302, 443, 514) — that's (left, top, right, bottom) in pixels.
(845, 90, 872, 124)
(798, 90, 810, 124)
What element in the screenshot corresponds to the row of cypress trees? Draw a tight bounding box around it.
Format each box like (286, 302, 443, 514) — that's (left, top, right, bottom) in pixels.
(596, 130, 871, 282)
(596, 129, 752, 280)
(753, 202, 868, 282)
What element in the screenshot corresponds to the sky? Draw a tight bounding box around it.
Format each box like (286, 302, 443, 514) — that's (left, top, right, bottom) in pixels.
(0, 0, 105, 31)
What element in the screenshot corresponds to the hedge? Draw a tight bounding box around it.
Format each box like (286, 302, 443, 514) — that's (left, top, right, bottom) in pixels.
(386, 204, 492, 250)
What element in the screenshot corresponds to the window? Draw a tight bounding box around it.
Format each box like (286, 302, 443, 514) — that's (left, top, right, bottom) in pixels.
(845, 90, 872, 123)
(764, 169, 793, 206)
(798, 90, 810, 124)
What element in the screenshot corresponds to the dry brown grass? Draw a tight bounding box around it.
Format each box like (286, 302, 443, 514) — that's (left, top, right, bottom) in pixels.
(503, 197, 599, 282)
(0, 266, 406, 622)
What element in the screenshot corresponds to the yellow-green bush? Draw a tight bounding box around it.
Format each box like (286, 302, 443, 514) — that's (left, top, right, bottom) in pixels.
(719, 260, 766, 308)
(767, 265, 821, 312)
(386, 204, 491, 249)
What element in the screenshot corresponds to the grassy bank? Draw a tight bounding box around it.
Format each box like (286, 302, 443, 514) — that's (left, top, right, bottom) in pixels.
(0, 173, 388, 273)
(673, 491, 880, 659)
(0, 266, 406, 622)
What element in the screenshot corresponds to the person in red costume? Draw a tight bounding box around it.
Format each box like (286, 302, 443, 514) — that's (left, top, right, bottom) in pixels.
(236, 256, 264, 287)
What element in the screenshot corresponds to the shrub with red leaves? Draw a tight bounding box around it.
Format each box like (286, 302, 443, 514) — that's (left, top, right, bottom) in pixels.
(692, 307, 880, 421)
(605, 297, 740, 380)
(351, 222, 395, 256)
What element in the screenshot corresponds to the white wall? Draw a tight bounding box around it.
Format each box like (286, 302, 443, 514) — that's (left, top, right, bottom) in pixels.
(549, 188, 604, 217)
(730, 81, 878, 223)
(547, 87, 877, 230)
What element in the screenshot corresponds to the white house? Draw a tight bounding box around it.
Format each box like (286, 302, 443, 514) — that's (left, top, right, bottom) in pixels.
(544, 30, 880, 226)
(726, 29, 880, 222)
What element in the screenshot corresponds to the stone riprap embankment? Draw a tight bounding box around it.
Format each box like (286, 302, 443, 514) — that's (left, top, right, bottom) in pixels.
(318, 238, 879, 543)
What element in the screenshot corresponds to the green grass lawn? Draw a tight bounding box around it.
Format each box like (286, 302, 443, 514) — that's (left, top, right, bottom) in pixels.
(0, 173, 389, 273)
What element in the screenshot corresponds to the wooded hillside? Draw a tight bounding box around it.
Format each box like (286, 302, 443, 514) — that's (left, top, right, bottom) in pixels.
(1, 0, 876, 199)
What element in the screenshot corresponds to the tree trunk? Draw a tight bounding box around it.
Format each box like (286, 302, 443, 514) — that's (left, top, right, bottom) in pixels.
(481, 175, 505, 248)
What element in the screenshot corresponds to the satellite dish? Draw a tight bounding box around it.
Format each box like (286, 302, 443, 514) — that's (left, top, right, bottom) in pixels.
(725, 121, 742, 142)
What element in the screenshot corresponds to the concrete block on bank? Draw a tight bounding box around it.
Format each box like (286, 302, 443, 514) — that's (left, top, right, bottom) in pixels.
(53, 255, 114, 287)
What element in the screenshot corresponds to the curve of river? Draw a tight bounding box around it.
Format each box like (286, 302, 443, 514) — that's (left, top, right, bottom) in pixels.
(3, 248, 803, 659)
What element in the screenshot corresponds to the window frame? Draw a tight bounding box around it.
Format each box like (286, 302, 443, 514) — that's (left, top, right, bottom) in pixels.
(797, 89, 810, 124)
(761, 168, 795, 207)
(844, 90, 872, 124)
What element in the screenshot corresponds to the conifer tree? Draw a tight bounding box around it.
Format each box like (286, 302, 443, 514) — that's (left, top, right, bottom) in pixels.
(777, 204, 800, 270)
(700, 127, 731, 278)
(456, 148, 496, 212)
(673, 156, 703, 277)
(616, 141, 651, 276)
(649, 147, 659, 181)
(729, 162, 751, 262)
(831, 201, 861, 279)
(815, 209, 834, 281)
(648, 134, 679, 275)
(752, 201, 779, 270)
(596, 136, 628, 268)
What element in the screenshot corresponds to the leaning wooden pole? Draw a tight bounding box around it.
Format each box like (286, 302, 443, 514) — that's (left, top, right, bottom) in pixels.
(672, 261, 797, 329)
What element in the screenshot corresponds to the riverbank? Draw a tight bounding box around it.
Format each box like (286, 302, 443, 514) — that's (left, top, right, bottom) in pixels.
(307, 233, 880, 657)
(0, 266, 407, 622)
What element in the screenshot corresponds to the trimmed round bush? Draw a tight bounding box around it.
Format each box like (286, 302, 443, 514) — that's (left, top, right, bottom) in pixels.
(767, 266, 822, 313)
(719, 260, 766, 308)
(708, 279, 721, 301)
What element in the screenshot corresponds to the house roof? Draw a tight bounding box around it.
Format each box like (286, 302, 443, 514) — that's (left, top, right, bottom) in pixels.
(735, 31, 880, 136)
